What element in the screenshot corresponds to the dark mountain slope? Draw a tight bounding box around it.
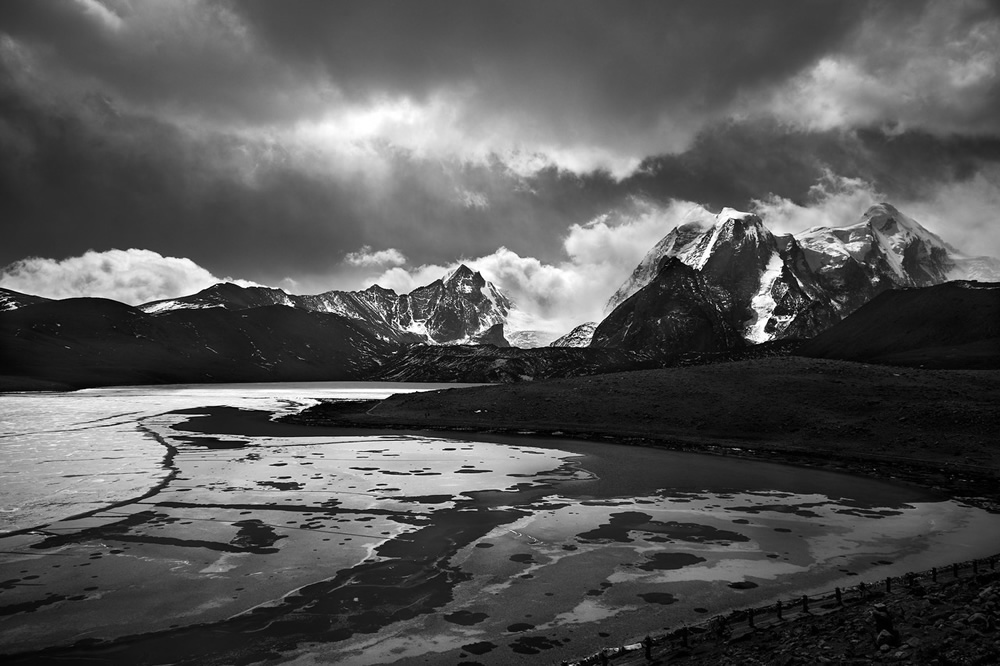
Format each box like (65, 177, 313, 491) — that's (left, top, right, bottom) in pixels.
(0, 287, 52, 312)
(797, 281, 1000, 369)
(0, 298, 400, 389)
(590, 258, 747, 356)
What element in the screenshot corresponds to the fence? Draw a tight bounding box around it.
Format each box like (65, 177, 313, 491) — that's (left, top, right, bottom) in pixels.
(565, 553, 1000, 665)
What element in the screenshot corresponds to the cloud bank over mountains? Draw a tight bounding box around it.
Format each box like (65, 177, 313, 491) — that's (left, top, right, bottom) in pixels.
(1, 0, 998, 332)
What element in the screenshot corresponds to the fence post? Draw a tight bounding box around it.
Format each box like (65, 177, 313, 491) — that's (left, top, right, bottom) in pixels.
(776, 599, 783, 620)
(802, 595, 809, 613)
(835, 587, 842, 606)
(886, 577, 892, 593)
(932, 567, 937, 582)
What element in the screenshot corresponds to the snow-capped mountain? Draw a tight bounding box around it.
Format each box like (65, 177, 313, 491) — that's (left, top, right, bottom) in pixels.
(140, 283, 297, 313)
(140, 264, 512, 345)
(599, 203, 1000, 353)
(549, 322, 597, 348)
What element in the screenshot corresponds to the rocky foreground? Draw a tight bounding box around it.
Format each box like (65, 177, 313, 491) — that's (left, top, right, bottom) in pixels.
(287, 356, 1000, 665)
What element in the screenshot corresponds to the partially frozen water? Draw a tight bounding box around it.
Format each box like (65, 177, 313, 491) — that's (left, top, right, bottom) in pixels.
(1, 382, 999, 665)
(0, 382, 459, 533)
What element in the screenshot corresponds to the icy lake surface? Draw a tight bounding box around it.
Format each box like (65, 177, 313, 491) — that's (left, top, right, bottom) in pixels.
(1, 382, 999, 665)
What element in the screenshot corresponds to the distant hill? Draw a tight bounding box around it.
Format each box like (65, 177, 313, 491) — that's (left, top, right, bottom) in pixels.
(0, 298, 402, 390)
(797, 281, 1000, 369)
(0, 287, 51, 312)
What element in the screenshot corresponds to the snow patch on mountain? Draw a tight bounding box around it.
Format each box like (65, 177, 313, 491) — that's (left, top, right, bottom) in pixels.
(603, 202, 1000, 349)
(745, 251, 783, 343)
(135, 264, 513, 346)
(549, 322, 598, 348)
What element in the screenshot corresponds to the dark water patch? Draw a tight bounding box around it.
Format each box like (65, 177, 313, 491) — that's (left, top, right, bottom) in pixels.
(510, 635, 565, 654)
(836, 508, 904, 518)
(172, 435, 248, 449)
(6, 505, 530, 665)
(506, 622, 535, 633)
(576, 511, 750, 544)
(636, 552, 706, 571)
(29, 510, 162, 550)
(638, 592, 677, 605)
(444, 610, 489, 626)
(256, 481, 303, 491)
(0, 593, 70, 616)
(730, 502, 827, 518)
(694, 607, 708, 613)
(774, 528, 793, 533)
(475, 542, 494, 548)
(728, 581, 759, 590)
(509, 553, 535, 564)
(586, 589, 603, 596)
(455, 469, 492, 474)
(229, 520, 285, 550)
(462, 641, 497, 655)
(385, 494, 454, 504)
(732, 518, 751, 524)
(350, 467, 379, 471)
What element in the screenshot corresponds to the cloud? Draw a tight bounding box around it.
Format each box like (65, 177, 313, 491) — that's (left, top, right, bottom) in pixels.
(0, 248, 248, 305)
(894, 165, 1000, 258)
(0, 0, 882, 174)
(750, 171, 884, 236)
(372, 198, 705, 335)
(750, 167, 1000, 259)
(757, 0, 1000, 135)
(343, 245, 407, 268)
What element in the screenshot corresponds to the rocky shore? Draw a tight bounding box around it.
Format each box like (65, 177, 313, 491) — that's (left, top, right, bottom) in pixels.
(285, 356, 1000, 665)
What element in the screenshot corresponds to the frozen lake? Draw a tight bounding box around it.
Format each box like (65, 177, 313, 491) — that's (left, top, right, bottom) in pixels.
(1, 382, 999, 665)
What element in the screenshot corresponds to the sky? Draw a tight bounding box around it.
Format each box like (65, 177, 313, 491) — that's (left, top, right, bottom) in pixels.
(1, 0, 999, 336)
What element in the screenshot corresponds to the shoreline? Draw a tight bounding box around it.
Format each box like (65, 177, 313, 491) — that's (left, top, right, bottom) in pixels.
(276, 357, 1000, 664)
(3, 359, 999, 664)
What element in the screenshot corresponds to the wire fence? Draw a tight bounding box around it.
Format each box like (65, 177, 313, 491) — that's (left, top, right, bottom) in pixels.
(565, 553, 1000, 665)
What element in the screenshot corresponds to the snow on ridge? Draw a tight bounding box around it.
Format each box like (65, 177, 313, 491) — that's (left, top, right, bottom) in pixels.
(717, 207, 756, 223)
(745, 250, 784, 343)
(139, 301, 223, 314)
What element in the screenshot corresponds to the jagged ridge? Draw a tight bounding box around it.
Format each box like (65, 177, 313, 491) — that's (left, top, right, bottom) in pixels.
(600, 203, 1000, 354)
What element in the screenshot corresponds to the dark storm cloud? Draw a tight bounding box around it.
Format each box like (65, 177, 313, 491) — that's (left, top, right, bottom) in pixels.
(0, 0, 332, 125)
(1, 0, 999, 309)
(624, 121, 1000, 212)
(0, 56, 626, 281)
(234, 0, 875, 151)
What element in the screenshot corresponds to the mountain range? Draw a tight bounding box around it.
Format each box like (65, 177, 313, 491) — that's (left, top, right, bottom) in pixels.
(591, 203, 1000, 356)
(1, 203, 997, 389)
(141, 263, 511, 345)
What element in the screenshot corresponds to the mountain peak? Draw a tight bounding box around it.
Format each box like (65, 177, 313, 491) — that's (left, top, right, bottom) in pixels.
(363, 283, 397, 296)
(445, 263, 478, 284)
(717, 207, 759, 225)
